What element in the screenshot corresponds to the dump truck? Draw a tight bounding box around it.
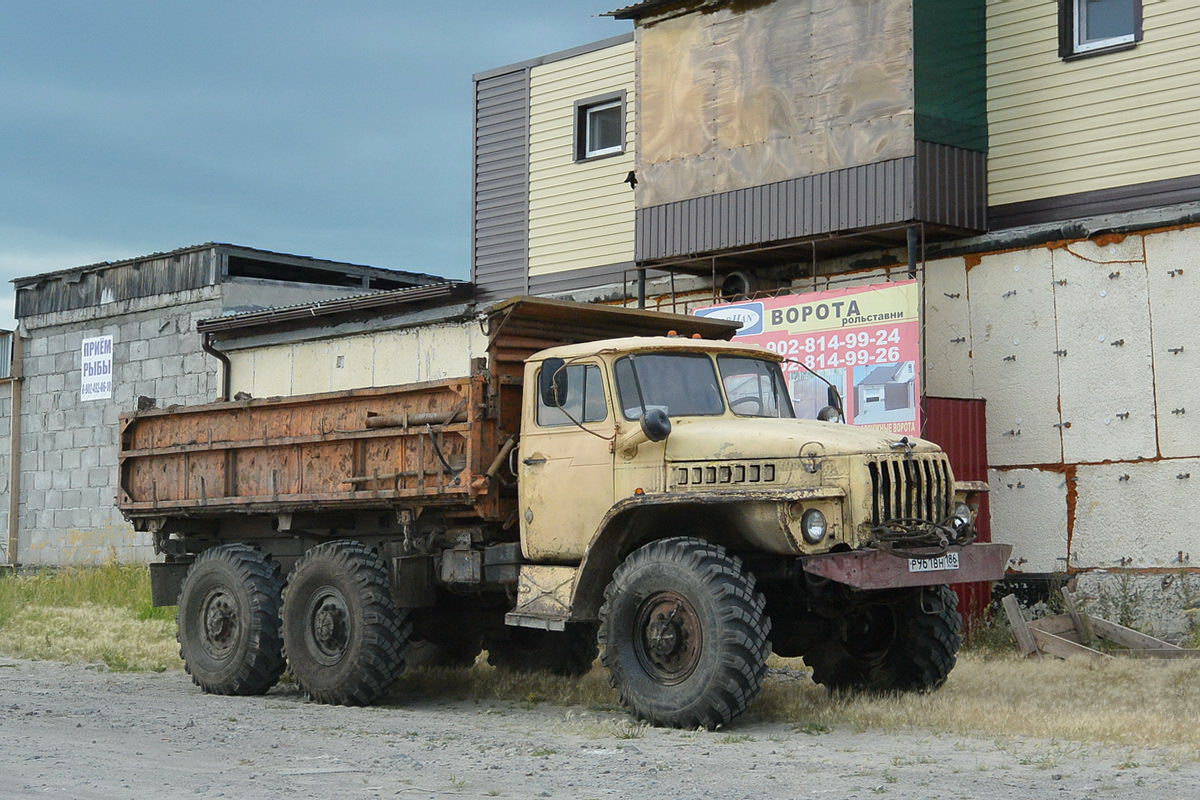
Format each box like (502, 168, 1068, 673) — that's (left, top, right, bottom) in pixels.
(119, 297, 1009, 729)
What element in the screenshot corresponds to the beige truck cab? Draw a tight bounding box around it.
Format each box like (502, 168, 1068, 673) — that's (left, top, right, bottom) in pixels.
(509, 334, 1007, 728)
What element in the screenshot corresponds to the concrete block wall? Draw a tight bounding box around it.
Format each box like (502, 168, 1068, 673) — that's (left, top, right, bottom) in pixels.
(14, 288, 223, 565)
(0, 380, 11, 561)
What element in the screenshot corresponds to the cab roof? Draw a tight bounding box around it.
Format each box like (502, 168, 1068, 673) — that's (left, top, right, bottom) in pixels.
(527, 336, 782, 363)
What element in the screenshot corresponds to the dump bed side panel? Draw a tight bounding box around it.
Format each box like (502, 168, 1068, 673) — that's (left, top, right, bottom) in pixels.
(118, 376, 504, 519)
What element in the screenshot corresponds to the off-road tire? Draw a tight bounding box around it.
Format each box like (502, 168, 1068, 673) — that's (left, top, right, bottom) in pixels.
(599, 537, 771, 729)
(281, 540, 410, 705)
(405, 638, 482, 669)
(805, 584, 962, 693)
(176, 543, 286, 695)
(485, 623, 598, 676)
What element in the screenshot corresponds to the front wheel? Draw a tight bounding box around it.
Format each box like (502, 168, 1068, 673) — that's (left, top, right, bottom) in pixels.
(282, 541, 410, 705)
(804, 584, 962, 693)
(599, 537, 771, 729)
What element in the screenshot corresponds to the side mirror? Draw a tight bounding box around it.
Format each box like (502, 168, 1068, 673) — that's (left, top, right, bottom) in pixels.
(640, 407, 672, 442)
(817, 405, 841, 422)
(826, 384, 843, 414)
(538, 358, 567, 407)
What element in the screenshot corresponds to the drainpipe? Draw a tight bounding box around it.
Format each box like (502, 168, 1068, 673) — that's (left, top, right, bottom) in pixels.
(636, 265, 647, 309)
(201, 332, 231, 402)
(7, 329, 25, 566)
(906, 225, 919, 279)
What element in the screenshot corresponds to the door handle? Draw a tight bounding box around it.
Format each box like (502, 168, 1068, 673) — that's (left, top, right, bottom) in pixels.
(522, 457, 547, 466)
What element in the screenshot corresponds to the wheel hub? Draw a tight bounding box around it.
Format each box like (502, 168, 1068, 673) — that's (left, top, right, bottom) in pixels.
(199, 590, 239, 659)
(306, 590, 350, 662)
(634, 591, 702, 685)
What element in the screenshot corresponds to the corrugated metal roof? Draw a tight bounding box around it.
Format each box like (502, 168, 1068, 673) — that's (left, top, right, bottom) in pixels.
(196, 281, 474, 333)
(606, 0, 702, 20)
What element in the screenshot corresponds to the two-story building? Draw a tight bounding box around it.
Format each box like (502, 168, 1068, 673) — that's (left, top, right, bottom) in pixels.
(471, 0, 1200, 634)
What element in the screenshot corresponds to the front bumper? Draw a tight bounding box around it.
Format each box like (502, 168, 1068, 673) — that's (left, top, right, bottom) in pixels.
(800, 543, 1012, 590)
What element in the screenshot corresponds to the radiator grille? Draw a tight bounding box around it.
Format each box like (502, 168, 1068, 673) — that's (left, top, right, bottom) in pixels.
(867, 455, 953, 524)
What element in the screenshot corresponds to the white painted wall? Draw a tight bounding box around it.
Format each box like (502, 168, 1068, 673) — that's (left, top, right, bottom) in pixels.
(227, 320, 488, 399)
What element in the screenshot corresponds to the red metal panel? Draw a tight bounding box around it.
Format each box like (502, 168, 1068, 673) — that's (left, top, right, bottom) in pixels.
(924, 397, 993, 633)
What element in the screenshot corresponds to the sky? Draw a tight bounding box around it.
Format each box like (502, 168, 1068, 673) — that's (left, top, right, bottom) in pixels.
(0, 1, 632, 330)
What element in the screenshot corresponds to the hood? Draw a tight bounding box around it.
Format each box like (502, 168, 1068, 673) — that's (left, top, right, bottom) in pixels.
(662, 417, 942, 461)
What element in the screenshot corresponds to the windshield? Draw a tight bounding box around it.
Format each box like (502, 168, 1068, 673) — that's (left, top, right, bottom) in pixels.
(717, 356, 796, 418)
(614, 353, 725, 419)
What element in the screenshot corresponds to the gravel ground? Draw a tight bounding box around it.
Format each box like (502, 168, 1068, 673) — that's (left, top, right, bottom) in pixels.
(1, 657, 1197, 800)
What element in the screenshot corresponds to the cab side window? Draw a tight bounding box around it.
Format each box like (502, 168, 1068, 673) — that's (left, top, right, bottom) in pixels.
(536, 364, 609, 427)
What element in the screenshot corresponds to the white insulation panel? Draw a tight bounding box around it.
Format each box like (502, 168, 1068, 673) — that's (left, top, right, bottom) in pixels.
(988, 467, 1069, 573)
(1071, 459, 1200, 569)
(968, 249, 1063, 465)
(1146, 229, 1200, 459)
(923, 256, 974, 399)
(1051, 243, 1157, 463)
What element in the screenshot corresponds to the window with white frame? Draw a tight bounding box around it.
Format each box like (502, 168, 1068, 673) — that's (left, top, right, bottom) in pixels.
(574, 93, 625, 161)
(1062, 0, 1141, 57)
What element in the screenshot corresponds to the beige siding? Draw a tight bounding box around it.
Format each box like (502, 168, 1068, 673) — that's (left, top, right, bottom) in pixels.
(226, 323, 488, 398)
(988, 1, 1200, 206)
(528, 42, 635, 277)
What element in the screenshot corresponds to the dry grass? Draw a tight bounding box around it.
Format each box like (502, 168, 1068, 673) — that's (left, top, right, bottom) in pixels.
(398, 653, 1200, 754)
(1, 566, 1197, 753)
(0, 564, 179, 672)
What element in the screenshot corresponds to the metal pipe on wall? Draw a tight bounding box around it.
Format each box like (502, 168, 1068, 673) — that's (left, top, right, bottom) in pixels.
(201, 332, 232, 402)
(7, 330, 24, 566)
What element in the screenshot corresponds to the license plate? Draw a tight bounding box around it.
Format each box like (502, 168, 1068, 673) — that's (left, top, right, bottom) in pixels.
(907, 552, 960, 573)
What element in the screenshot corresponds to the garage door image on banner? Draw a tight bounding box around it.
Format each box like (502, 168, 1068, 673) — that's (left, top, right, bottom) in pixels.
(694, 281, 920, 437)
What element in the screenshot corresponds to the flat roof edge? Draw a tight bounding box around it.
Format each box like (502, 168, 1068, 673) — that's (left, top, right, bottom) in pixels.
(473, 32, 634, 82)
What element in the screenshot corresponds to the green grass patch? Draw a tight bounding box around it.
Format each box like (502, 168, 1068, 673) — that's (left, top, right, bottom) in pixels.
(0, 563, 178, 672)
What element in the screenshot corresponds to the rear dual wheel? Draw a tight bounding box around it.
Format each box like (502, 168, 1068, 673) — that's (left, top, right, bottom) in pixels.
(176, 544, 286, 696)
(281, 541, 411, 705)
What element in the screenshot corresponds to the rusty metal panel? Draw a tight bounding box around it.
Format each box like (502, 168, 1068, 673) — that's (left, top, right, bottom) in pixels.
(118, 377, 504, 520)
(801, 543, 1012, 590)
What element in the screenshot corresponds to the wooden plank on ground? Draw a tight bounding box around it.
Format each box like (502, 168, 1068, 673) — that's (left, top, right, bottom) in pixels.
(1061, 588, 1096, 647)
(1002, 594, 1041, 657)
(1121, 648, 1200, 660)
(1089, 616, 1182, 651)
(1029, 613, 1082, 641)
(1031, 628, 1111, 662)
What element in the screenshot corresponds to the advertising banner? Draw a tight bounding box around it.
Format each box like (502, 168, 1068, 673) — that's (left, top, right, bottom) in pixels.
(695, 281, 921, 436)
(80, 335, 114, 401)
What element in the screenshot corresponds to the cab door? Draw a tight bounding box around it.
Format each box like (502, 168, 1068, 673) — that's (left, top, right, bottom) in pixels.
(518, 360, 614, 562)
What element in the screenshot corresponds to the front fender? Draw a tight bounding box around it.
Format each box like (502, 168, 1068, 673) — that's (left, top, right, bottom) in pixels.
(567, 486, 845, 621)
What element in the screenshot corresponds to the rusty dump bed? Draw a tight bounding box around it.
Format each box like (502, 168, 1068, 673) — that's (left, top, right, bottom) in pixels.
(118, 375, 504, 520)
(118, 297, 738, 523)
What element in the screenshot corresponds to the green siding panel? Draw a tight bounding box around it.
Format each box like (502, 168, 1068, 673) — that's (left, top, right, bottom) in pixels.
(914, 0, 988, 153)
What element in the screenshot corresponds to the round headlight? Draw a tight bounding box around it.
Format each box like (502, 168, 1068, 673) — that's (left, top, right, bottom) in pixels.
(800, 509, 827, 544)
(952, 502, 973, 528)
